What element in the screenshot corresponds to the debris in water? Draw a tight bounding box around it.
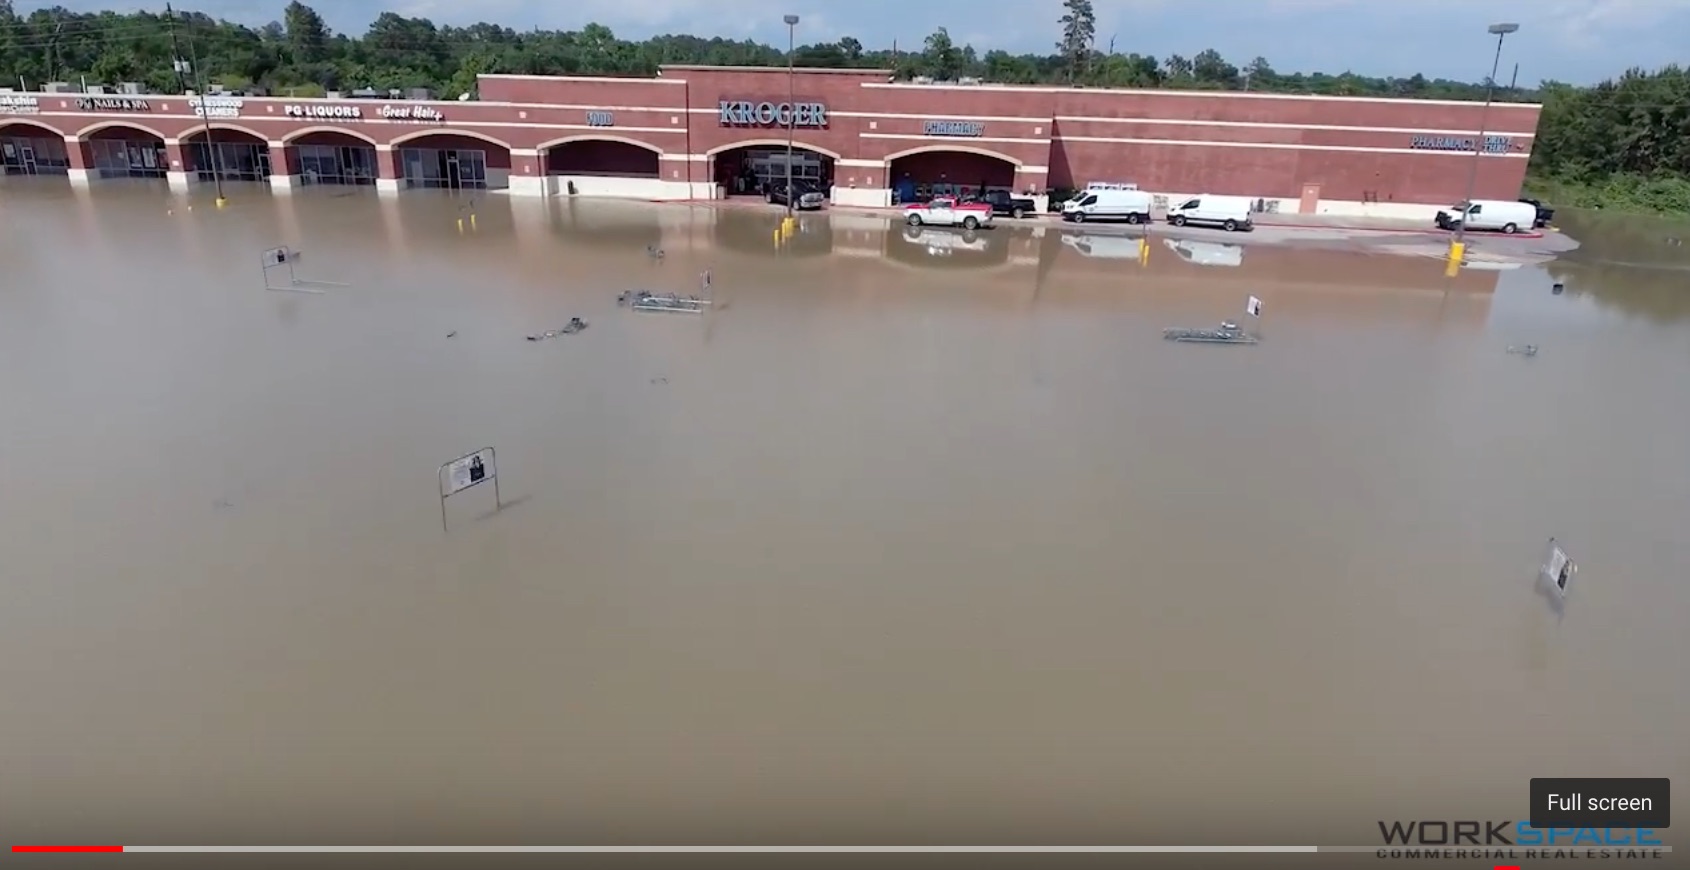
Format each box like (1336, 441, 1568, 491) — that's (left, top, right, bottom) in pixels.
(527, 318, 588, 341)
(650, 376, 668, 385)
(446, 331, 458, 338)
(1551, 283, 1564, 295)
(619, 290, 707, 313)
(1507, 344, 1538, 357)
(1163, 321, 1259, 344)
(647, 245, 665, 259)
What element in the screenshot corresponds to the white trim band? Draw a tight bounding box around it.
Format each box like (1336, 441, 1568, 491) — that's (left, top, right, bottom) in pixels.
(1059, 135, 1531, 157)
(1055, 116, 1536, 137)
(859, 133, 1050, 146)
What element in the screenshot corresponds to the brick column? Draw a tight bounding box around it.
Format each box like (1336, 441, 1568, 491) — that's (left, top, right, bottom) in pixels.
(508, 148, 548, 196)
(268, 142, 298, 192)
(375, 145, 401, 195)
(165, 139, 191, 192)
(64, 136, 92, 185)
(1015, 165, 1051, 213)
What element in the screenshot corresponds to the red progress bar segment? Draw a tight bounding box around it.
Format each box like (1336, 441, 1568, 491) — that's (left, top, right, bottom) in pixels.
(12, 846, 125, 853)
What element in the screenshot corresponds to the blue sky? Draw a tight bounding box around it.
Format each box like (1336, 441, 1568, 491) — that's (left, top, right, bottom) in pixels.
(28, 0, 1686, 84)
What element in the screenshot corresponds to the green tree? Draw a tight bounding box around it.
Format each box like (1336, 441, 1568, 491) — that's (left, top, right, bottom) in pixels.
(282, 1, 327, 64)
(922, 27, 959, 81)
(1056, 0, 1095, 83)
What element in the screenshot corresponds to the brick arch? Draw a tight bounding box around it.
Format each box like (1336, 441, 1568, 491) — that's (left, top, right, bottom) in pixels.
(882, 144, 1024, 168)
(389, 128, 510, 150)
(0, 118, 65, 136)
(279, 125, 380, 146)
(707, 138, 843, 161)
(182, 123, 271, 143)
(535, 134, 664, 155)
(72, 119, 168, 140)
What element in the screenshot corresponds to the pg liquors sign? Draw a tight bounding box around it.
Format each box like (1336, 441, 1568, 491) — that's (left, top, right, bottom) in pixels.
(285, 104, 363, 120)
(718, 100, 828, 128)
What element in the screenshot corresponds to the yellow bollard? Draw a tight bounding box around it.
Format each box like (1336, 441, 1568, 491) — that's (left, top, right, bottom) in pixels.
(214, 197, 227, 209)
(456, 217, 464, 233)
(469, 213, 477, 230)
(1445, 239, 1465, 277)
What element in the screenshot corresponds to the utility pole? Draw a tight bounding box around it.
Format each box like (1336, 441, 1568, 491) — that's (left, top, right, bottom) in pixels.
(1449, 22, 1518, 268)
(783, 14, 799, 219)
(170, 3, 226, 206)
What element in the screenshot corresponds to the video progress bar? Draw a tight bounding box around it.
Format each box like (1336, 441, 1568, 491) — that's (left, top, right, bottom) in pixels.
(14, 846, 1330, 854)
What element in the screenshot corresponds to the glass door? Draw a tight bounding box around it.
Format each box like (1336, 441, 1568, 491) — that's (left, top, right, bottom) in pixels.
(20, 143, 37, 174)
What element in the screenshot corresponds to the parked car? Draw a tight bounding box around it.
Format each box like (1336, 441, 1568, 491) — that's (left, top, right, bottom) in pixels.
(1434, 199, 1537, 234)
(1519, 197, 1555, 228)
(904, 196, 995, 230)
(768, 181, 826, 210)
(1166, 195, 1254, 232)
(965, 190, 1039, 219)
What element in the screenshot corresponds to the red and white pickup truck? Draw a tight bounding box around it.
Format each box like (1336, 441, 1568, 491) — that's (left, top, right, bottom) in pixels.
(903, 196, 995, 230)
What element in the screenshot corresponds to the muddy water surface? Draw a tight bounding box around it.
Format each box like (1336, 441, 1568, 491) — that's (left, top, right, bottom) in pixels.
(1, 181, 1685, 857)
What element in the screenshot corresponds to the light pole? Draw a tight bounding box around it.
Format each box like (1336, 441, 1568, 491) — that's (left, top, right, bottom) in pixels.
(1450, 22, 1518, 263)
(783, 13, 799, 218)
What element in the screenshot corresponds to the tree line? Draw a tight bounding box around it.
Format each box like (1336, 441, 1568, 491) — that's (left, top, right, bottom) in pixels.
(1, 0, 1685, 211)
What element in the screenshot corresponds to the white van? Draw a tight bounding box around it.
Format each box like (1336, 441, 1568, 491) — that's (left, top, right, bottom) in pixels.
(1062, 188, 1154, 223)
(1434, 200, 1538, 234)
(1166, 195, 1254, 232)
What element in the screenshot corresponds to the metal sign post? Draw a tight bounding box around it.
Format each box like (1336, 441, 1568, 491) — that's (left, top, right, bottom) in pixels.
(260, 245, 349, 293)
(438, 447, 501, 532)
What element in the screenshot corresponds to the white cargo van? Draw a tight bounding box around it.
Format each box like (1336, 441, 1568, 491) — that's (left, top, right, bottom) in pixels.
(1434, 200, 1538, 234)
(1166, 195, 1254, 232)
(1062, 188, 1154, 223)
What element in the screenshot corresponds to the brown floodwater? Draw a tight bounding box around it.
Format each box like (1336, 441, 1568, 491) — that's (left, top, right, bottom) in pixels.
(1, 179, 1686, 863)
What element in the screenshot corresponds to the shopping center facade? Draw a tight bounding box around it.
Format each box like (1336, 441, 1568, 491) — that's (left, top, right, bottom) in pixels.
(1, 65, 1540, 219)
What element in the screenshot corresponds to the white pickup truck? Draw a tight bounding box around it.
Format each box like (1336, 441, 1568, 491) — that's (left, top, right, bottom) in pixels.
(903, 196, 995, 230)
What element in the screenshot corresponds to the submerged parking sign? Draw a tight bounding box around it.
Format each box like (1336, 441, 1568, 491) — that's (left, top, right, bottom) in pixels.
(438, 447, 501, 531)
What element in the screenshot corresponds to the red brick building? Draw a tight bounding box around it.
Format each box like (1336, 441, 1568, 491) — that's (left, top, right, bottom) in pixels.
(1, 66, 1538, 219)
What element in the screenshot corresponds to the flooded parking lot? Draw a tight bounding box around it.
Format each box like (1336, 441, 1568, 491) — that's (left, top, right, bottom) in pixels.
(1, 181, 1686, 856)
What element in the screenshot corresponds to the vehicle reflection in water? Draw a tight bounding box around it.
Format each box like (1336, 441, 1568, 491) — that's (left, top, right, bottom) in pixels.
(887, 224, 1009, 271)
(1162, 237, 1245, 268)
(1059, 231, 1144, 260)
